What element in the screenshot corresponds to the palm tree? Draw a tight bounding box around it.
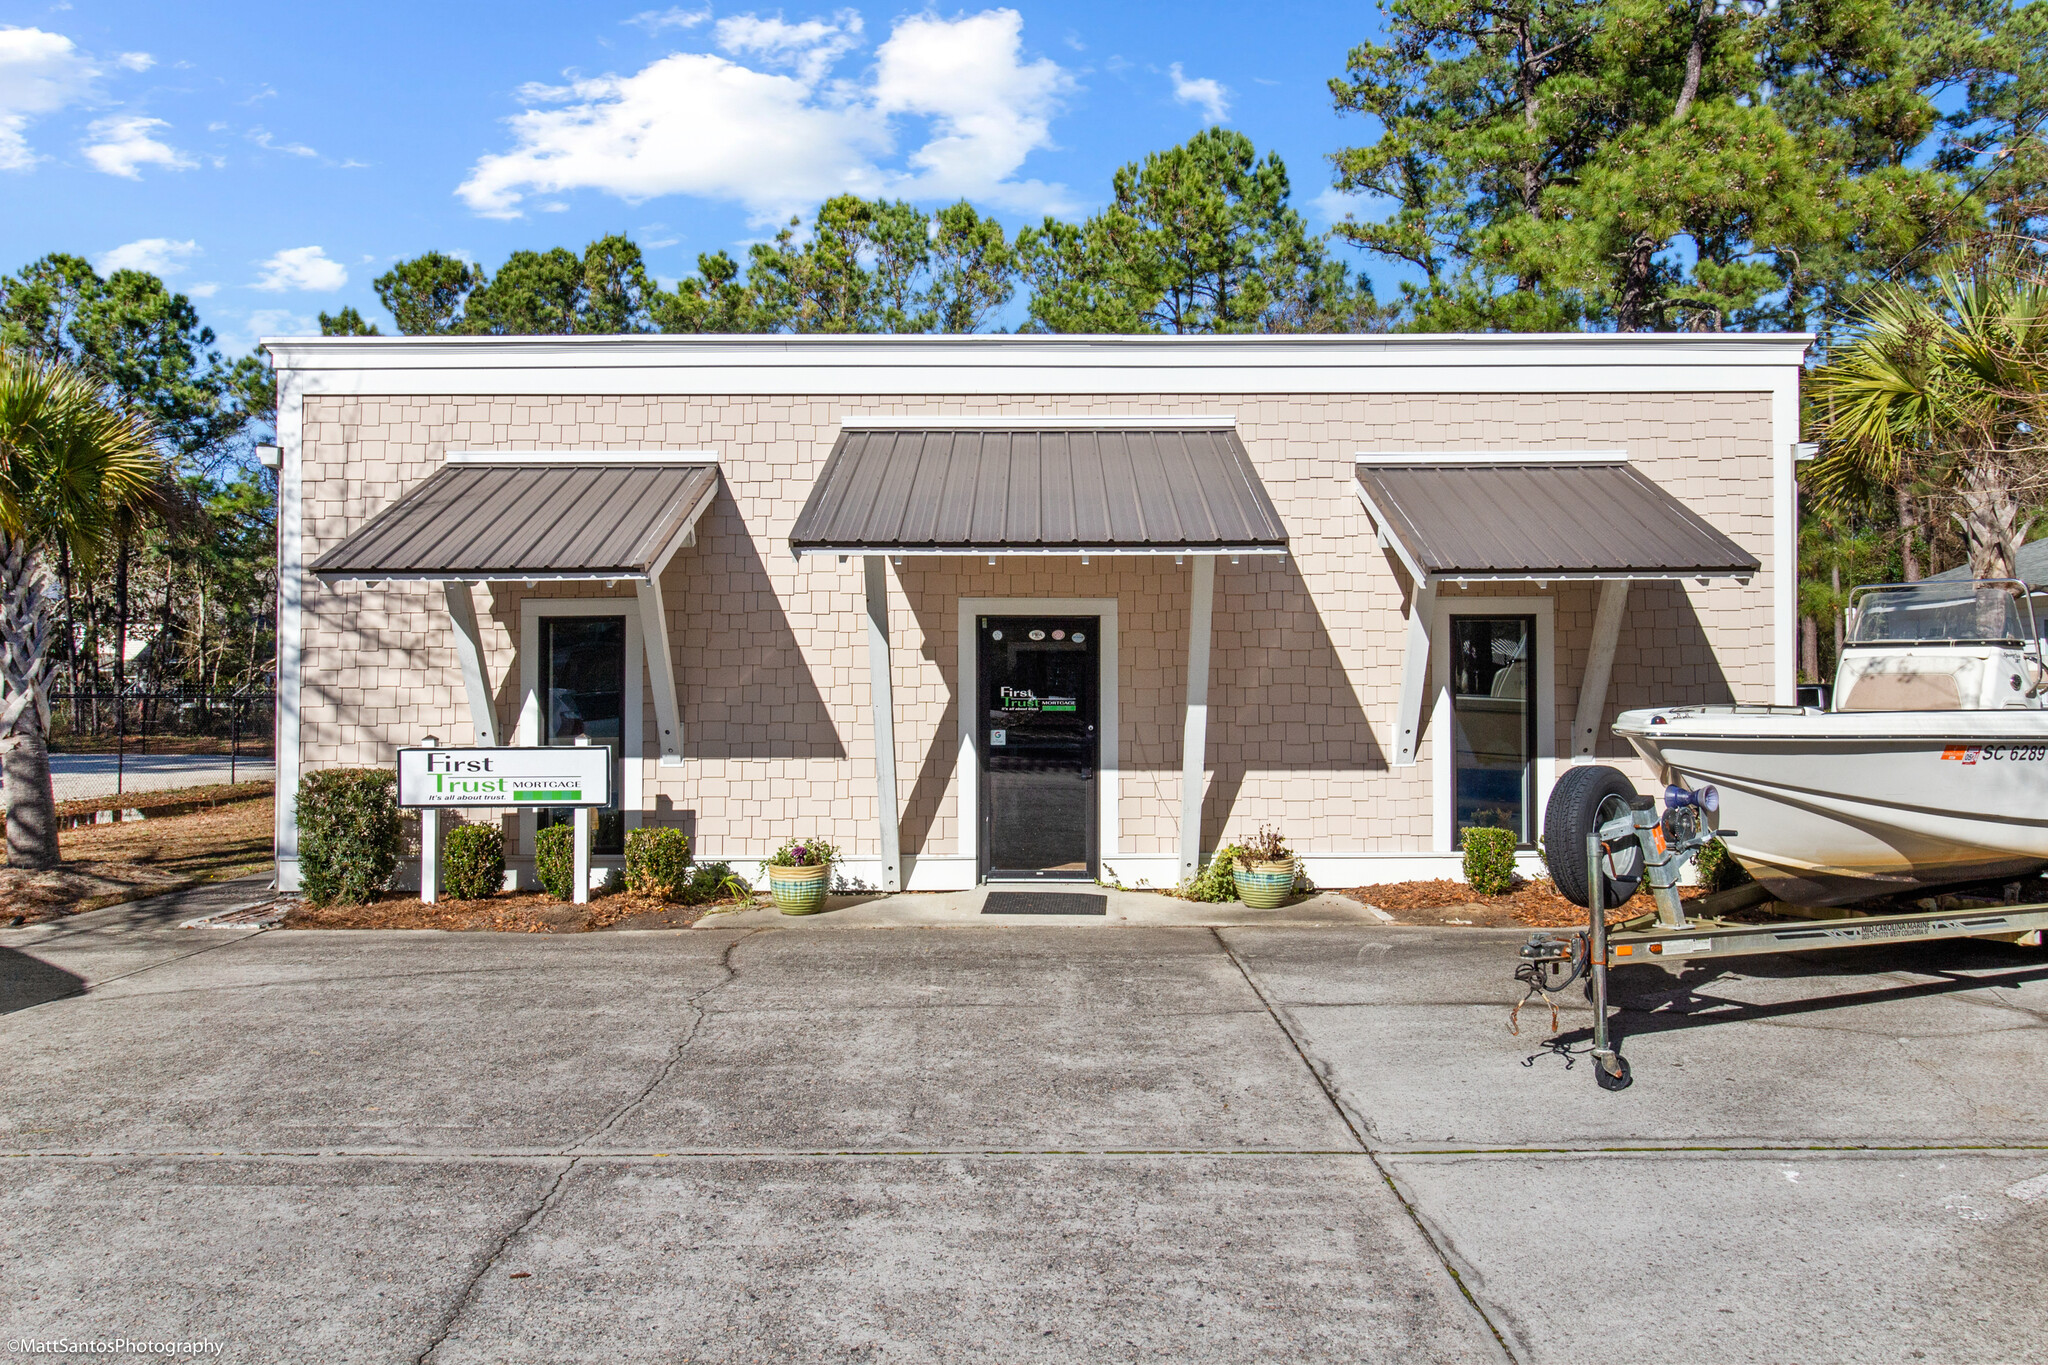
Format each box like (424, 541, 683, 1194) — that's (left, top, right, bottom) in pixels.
(0, 352, 162, 869)
(1807, 266, 2048, 581)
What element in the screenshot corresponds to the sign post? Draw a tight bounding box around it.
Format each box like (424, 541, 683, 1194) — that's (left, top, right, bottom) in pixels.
(397, 745, 613, 902)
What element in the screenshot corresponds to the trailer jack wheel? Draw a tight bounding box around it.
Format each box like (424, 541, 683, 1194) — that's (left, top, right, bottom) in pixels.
(1595, 1054, 1632, 1091)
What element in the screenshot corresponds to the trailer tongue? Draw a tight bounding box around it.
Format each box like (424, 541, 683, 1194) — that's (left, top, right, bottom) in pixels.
(1515, 775, 2048, 1091)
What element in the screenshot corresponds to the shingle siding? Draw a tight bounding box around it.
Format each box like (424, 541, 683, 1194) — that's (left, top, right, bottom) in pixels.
(297, 390, 1778, 862)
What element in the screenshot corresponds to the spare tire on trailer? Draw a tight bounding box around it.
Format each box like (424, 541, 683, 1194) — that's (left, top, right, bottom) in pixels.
(1544, 765, 1646, 909)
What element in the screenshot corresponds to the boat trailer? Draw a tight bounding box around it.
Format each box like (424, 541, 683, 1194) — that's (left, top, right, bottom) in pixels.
(1514, 793, 2048, 1091)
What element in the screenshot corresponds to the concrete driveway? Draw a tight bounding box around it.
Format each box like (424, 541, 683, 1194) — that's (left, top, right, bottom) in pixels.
(2, 888, 2044, 1363)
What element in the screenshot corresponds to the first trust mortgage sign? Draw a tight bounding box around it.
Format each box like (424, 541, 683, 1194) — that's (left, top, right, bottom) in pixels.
(396, 747, 612, 809)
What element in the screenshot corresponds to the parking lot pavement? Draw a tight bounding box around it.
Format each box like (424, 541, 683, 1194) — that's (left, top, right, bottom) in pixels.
(1, 919, 2043, 1362)
(9, 752, 278, 803)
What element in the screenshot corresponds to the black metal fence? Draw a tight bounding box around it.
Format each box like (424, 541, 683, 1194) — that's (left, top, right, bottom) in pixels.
(48, 687, 276, 759)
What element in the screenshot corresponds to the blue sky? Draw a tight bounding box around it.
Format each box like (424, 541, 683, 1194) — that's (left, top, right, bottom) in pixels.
(0, 1, 1391, 353)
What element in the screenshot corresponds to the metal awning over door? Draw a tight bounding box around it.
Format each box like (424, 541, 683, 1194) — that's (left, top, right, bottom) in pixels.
(307, 454, 718, 763)
(789, 425, 1288, 557)
(311, 456, 720, 583)
(1353, 456, 1761, 769)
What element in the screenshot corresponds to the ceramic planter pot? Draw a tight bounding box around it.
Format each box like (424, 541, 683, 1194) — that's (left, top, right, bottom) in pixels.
(1232, 856, 1297, 909)
(768, 863, 830, 915)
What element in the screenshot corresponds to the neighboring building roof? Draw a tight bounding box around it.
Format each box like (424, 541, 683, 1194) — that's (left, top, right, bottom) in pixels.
(787, 425, 1289, 556)
(1354, 459, 1760, 579)
(1925, 539, 2048, 588)
(310, 459, 720, 581)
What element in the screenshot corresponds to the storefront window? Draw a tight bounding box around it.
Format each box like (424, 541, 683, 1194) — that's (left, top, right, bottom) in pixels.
(1450, 616, 1536, 844)
(539, 616, 625, 854)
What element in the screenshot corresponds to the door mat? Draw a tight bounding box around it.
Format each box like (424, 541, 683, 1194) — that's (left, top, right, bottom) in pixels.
(982, 891, 1107, 916)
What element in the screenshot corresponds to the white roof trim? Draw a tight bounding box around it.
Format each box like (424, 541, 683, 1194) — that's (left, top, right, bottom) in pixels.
(1355, 451, 1628, 465)
(835, 415, 1237, 430)
(446, 450, 720, 465)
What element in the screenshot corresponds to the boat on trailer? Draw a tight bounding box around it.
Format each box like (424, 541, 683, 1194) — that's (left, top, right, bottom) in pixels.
(1517, 577, 2048, 1090)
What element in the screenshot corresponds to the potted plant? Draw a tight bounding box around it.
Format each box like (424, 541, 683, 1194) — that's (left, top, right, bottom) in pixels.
(761, 837, 839, 914)
(1231, 824, 1297, 909)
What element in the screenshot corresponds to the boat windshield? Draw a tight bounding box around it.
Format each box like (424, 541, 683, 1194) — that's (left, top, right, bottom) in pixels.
(1849, 582, 2030, 644)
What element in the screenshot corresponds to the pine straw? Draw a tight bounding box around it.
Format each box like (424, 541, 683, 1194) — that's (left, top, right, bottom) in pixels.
(282, 887, 756, 933)
(1, 795, 276, 924)
(1342, 877, 1708, 929)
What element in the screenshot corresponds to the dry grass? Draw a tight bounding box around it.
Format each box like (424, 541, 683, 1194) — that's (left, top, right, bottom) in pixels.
(57, 780, 274, 819)
(0, 793, 274, 923)
(1341, 877, 1707, 929)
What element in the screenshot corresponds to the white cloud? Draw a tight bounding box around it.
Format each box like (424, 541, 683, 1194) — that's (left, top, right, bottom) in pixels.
(1169, 62, 1228, 123)
(82, 114, 197, 177)
(870, 10, 1072, 209)
(185, 281, 219, 298)
(626, 7, 710, 34)
(714, 10, 861, 85)
(253, 245, 347, 292)
(0, 26, 99, 169)
(94, 236, 201, 276)
(116, 51, 154, 72)
(457, 7, 1073, 222)
(247, 126, 317, 157)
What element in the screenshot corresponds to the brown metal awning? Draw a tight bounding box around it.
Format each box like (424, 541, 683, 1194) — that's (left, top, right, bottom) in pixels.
(1354, 459, 1759, 581)
(788, 425, 1288, 556)
(311, 458, 720, 582)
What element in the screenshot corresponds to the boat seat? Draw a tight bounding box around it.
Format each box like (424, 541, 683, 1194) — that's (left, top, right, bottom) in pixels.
(1841, 670, 1963, 710)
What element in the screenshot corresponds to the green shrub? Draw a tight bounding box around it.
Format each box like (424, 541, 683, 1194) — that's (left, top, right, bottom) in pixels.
(1694, 837, 1751, 893)
(442, 823, 504, 901)
(296, 768, 400, 907)
(624, 826, 693, 900)
(684, 860, 753, 905)
(1461, 826, 1518, 896)
(1178, 844, 1245, 902)
(534, 824, 575, 901)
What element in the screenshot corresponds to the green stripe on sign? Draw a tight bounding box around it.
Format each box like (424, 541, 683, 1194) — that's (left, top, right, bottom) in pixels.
(513, 790, 582, 802)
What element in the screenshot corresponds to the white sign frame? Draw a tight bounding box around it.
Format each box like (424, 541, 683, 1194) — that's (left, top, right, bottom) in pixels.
(397, 746, 612, 810)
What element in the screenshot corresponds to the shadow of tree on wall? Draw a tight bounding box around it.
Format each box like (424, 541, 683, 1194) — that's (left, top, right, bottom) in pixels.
(1199, 556, 1385, 849)
(1591, 580, 1737, 763)
(671, 496, 845, 760)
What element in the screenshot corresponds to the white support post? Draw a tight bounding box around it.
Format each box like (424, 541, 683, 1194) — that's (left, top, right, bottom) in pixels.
(572, 734, 592, 905)
(420, 807, 439, 904)
(1178, 555, 1217, 881)
(442, 581, 498, 746)
(864, 556, 901, 892)
(1572, 580, 1631, 760)
(635, 577, 684, 765)
(1393, 576, 1437, 768)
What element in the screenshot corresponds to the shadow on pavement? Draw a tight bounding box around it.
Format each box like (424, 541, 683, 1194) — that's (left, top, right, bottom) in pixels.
(0, 945, 86, 1014)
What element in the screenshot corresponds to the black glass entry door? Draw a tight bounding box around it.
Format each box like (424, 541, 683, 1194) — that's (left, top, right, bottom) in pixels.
(539, 615, 625, 854)
(978, 616, 1099, 881)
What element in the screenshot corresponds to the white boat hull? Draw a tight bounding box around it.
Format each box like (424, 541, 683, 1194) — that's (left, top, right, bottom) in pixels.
(1614, 707, 2048, 904)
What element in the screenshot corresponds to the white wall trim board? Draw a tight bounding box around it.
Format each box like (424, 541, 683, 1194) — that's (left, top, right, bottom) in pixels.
(1100, 850, 1560, 892)
(1430, 594, 1558, 854)
(1772, 373, 1801, 703)
(274, 375, 304, 890)
(445, 450, 721, 464)
(516, 596, 645, 876)
(262, 332, 1813, 399)
(836, 415, 1239, 430)
(1354, 451, 1629, 465)
(956, 596, 1120, 879)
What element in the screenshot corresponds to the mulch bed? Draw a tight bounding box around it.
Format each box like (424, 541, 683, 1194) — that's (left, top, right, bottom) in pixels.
(281, 888, 757, 933)
(1342, 877, 1708, 929)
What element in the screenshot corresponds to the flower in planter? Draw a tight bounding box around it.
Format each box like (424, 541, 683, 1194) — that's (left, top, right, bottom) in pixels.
(762, 836, 841, 870)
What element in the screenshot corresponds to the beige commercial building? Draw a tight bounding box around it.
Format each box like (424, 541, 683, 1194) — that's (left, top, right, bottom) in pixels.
(263, 333, 1810, 893)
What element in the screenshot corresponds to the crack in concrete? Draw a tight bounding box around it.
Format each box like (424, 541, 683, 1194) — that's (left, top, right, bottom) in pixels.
(414, 1155, 578, 1365)
(1210, 927, 1517, 1364)
(572, 930, 761, 1150)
